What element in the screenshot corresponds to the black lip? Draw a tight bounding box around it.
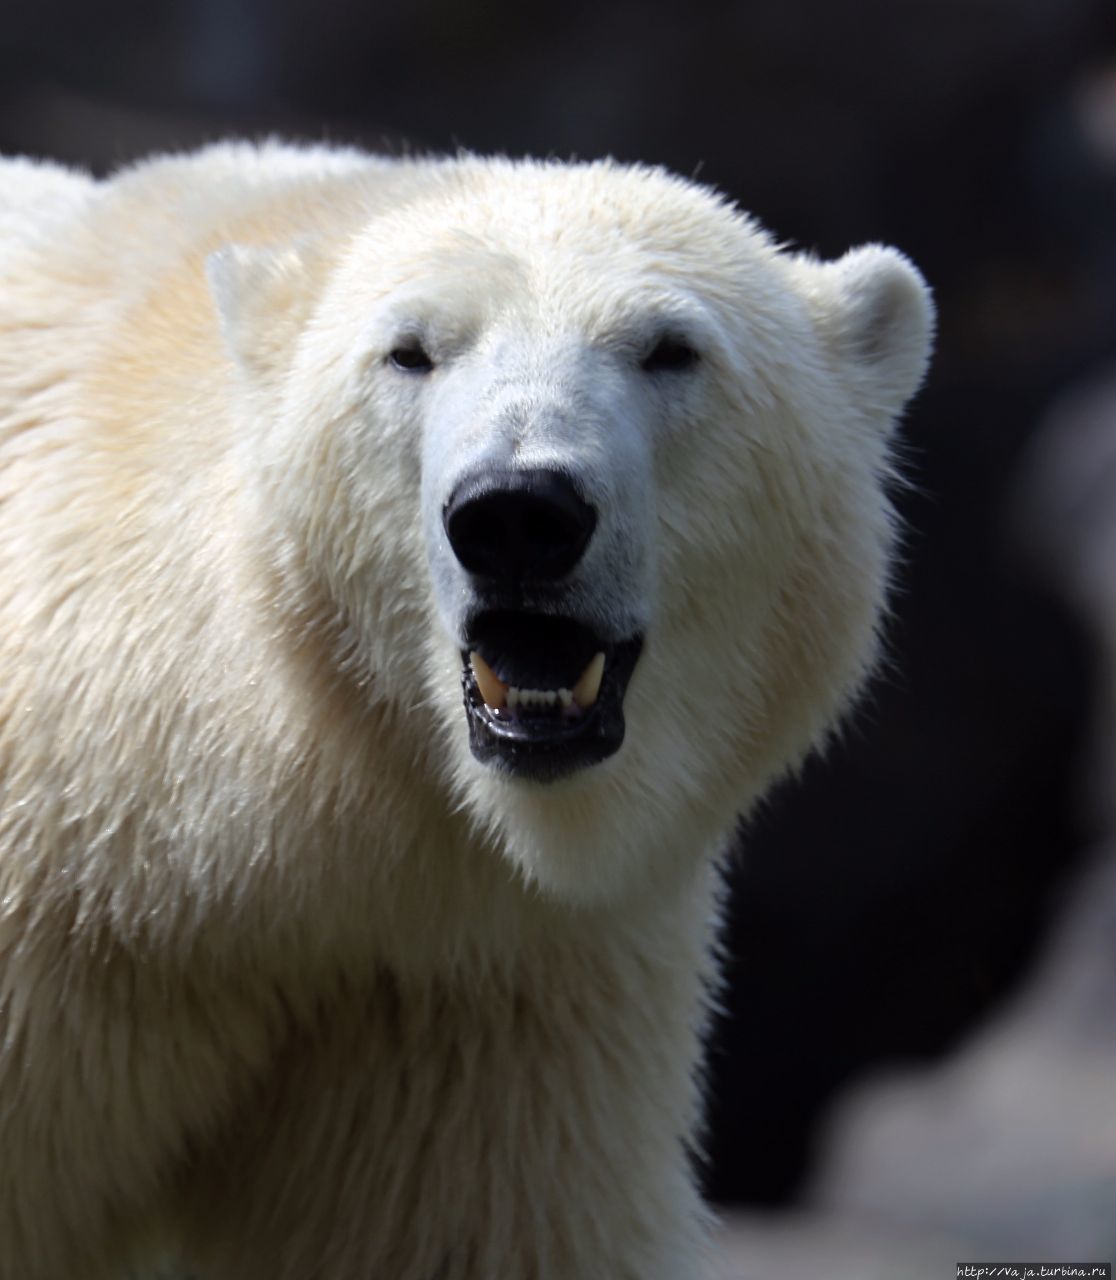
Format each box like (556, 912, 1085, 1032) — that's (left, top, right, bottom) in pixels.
(461, 620, 643, 782)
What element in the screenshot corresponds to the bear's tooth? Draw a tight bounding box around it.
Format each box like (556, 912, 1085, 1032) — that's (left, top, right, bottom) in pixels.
(470, 652, 508, 709)
(507, 686, 519, 710)
(572, 652, 606, 709)
(558, 688, 573, 708)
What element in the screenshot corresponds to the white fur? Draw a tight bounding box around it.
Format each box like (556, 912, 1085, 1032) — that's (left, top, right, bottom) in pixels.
(0, 142, 932, 1279)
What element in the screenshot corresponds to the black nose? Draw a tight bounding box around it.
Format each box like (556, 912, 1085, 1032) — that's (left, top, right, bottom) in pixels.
(443, 468, 597, 584)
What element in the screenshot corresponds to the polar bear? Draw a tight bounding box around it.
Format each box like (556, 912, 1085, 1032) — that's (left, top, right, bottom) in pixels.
(0, 143, 932, 1279)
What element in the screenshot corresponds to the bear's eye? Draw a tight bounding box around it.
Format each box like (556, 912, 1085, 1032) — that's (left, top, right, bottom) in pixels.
(640, 335, 699, 374)
(389, 341, 435, 374)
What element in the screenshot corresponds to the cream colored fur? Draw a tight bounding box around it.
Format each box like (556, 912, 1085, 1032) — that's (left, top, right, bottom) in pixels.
(0, 142, 933, 1279)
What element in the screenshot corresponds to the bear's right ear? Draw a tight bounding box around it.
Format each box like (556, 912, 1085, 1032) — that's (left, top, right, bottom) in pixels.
(207, 240, 329, 379)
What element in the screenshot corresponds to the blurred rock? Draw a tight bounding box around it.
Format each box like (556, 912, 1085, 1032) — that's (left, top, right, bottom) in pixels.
(1016, 368, 1116, 831)
(713, 1210, 973, 1280)
(809, 851, 1116, 1256)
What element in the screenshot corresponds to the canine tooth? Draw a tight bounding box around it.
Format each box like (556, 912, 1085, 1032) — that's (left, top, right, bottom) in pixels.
(470, 652, 508, 709)
(572, 652, 605, 709)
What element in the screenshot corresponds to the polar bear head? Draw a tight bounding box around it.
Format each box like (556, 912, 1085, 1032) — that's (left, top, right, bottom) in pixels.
(210, 158, 932, 901)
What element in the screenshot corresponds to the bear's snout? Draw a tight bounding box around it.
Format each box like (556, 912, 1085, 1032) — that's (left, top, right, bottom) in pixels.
(443, 468, 597, 585)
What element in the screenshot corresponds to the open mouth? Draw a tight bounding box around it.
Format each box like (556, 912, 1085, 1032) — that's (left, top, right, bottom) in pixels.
(461, 611, 643, 781)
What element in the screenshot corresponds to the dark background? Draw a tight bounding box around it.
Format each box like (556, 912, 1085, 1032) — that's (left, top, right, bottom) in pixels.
(3, 0, 1113, 1210)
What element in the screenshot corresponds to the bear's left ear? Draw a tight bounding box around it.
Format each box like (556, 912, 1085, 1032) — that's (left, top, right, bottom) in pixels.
(207, 239, 330, 379)
(797, 245, 935, 422)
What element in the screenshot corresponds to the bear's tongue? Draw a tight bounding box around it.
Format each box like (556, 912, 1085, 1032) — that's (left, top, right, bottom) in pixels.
(469, 651, 605, 713)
